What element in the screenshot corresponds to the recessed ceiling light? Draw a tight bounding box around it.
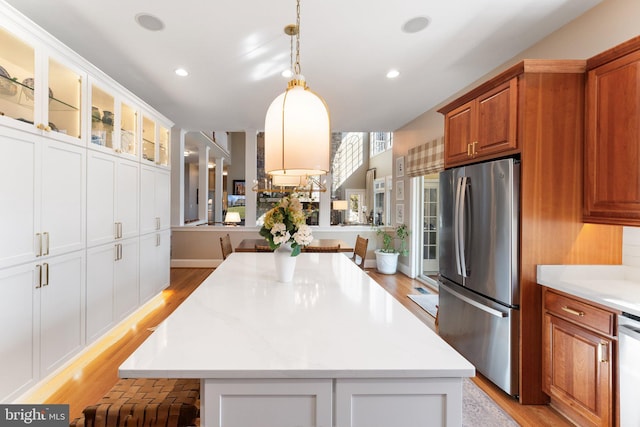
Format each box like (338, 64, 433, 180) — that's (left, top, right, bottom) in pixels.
(402, 16, 430, 34)
(175, 68, 189, 77)
(386, 69, 400, 79)
(135, 13, 165, 31)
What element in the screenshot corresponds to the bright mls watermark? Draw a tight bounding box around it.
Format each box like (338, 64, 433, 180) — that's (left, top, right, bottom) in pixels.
(0, 405, 68, 426)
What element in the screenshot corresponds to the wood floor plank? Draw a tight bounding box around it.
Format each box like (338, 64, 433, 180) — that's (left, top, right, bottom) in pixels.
(30, 267, 571, 426)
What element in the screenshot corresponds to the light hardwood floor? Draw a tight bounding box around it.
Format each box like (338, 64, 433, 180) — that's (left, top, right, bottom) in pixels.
(34, 267, 571, 426)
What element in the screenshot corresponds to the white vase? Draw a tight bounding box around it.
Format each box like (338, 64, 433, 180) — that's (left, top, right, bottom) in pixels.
(274, 242, 297, 283)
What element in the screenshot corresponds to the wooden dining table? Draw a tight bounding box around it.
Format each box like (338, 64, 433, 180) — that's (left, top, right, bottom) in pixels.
(235, 238, 353, 252)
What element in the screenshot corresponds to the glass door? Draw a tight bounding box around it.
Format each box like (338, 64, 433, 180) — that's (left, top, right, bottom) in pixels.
(90, 84, 114, 149)
(142, 115, 155, 163)
(0, 27, 35, 127)
(47, 57, 82, 140)
(120, 101, 137, 157)
(419, 176, 440, 283)
(158, 125, 170, 166)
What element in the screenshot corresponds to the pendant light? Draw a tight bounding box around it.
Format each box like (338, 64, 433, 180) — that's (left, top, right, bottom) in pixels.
(264, 0, 330, 177)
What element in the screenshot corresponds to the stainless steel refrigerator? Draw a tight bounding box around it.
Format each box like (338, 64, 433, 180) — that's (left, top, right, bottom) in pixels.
(438, 157, 520, 397)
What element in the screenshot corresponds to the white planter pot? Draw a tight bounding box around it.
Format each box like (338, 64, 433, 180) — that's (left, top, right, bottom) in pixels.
(375, 250, 399, 274)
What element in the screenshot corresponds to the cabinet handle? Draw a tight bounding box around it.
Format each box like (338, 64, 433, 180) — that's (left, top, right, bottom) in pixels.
(114, 244, 119, 261)
(598, 342, 608, 363)
(156, 217, 161, 230)
(119, 222, 123, 239)
(43, 232, 50, 256)
(471, 141, 477, 156)
(156, 234, 160, 247)
(561, 306, 585, 317)
(118, 243, 123, 261)
(36, 233, 42, 257)
(467, 143, 472, 157)
(42, 263, 49, 286)
(35, 264, 42, 288)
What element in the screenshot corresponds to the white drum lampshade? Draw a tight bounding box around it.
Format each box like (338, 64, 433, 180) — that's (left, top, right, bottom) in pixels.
(264, 77, 330, 177)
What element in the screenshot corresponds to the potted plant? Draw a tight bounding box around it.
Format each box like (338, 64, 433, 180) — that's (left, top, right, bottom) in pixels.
(375, 224, 410, 274)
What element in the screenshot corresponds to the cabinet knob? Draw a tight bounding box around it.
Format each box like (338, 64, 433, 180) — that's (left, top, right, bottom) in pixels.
(37, 123, 46, 130)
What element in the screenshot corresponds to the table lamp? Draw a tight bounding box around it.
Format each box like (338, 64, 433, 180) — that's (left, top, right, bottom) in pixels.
(224, 211, 241, 226)
(332, 200, 348, 225)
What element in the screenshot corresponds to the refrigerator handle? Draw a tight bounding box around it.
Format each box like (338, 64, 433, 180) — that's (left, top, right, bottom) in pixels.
(458, 176, 468, 277)
(441, 283, 508, 318)
(454, 176, 463, 276)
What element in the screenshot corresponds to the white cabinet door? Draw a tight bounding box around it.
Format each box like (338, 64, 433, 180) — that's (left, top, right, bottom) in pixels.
(140, 165, 156, 235)
(114, 238, 139, 320)
(40, 139, 85, 257)
(86, 244, 115, 343)
(87, 153, 139, 247)
(87, 151, 117, 247)
(157, 230, 170, 293)
(117, 158, 139, 239)
(140, 165, 170, 234)
(0, 127, 38, 269)
(0, 128, 85, 268)
(139, 233, 158, 303)
(139, 230, 170, 303)
(39, 251, 85, 376)
(0, 263, 38, 403)
(155, 169, 170, 231)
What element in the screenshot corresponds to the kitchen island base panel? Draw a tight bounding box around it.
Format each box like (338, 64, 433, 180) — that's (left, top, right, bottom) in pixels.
(202, 377, 463, 427)
(203, 378, 332, 427)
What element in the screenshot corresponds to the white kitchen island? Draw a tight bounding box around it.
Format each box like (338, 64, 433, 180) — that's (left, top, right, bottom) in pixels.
(120, 253, 474, 427)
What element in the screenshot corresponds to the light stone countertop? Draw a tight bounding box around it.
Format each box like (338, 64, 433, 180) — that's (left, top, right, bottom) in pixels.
(537, 265, 640, 317)
(120, 252, 475, 379)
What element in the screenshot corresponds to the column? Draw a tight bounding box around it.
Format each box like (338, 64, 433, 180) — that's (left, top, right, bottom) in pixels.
(244, 129, 257, 227)
(214, 156, 224, 224)
(198, 145, 210, 222)
(170, 127, 186, 226)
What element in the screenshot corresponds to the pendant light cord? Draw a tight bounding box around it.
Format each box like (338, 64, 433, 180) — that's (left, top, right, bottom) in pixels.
(294, 0, 301, 76)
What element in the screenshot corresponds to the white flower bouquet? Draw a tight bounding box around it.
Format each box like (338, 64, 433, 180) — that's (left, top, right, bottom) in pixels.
(259, 195, 313, 256)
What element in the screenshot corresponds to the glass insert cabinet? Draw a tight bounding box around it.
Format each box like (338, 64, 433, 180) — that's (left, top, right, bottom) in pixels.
(0, 26, 82, 144)
(0, 24, 170, 165)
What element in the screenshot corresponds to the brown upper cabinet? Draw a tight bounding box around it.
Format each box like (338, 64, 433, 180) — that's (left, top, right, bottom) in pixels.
(440, 78, 518, 167)
(584, 36, 640, 226)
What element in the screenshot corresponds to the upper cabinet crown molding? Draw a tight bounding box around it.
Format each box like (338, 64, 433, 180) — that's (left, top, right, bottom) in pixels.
(437, 59, 586, 116)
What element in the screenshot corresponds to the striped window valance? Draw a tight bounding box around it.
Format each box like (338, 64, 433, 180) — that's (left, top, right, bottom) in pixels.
(406, 136, 445, 177)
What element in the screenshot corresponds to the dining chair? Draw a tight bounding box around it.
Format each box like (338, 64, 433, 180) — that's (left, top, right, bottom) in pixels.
(303, 245, 341, 253)
(255, 244, 273, 252)
(220, 234, 233, 260)
(351, 235, 368, 270)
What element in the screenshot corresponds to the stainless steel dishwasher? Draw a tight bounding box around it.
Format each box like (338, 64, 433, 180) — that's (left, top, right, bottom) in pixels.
(619, 312, 640, 427)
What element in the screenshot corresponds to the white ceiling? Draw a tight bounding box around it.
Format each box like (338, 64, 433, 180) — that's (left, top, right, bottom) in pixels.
(5, 0, 600, 134)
